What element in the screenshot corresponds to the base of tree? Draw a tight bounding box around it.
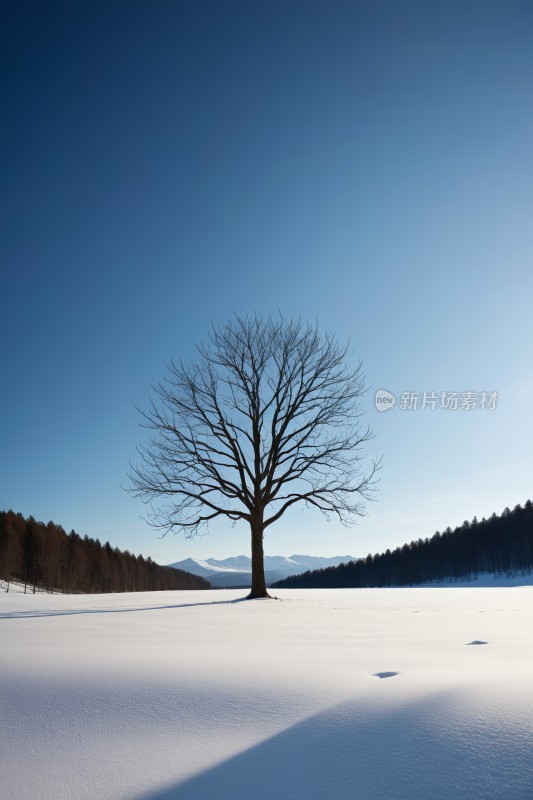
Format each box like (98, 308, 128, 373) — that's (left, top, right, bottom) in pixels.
(246, 590, 273, 599)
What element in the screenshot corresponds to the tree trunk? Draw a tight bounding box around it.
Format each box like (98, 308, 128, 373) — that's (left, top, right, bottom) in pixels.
(248, 516, 270, 598)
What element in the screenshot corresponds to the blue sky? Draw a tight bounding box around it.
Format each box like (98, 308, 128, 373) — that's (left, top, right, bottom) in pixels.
(2, 0, 532, 564)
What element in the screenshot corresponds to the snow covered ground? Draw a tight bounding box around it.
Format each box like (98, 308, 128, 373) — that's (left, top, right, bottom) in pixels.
(417, 571, 533, 587)
(1, 587, 533, 800)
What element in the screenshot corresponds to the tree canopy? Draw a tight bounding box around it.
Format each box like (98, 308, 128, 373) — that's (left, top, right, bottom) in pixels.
(129, 315, 379, 596)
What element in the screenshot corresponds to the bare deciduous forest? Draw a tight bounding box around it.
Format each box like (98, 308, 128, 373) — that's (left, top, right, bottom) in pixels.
(0, 510, 210, 593)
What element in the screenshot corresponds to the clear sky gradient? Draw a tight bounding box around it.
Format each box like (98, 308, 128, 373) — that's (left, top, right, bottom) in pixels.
(2, 1, 532, 564)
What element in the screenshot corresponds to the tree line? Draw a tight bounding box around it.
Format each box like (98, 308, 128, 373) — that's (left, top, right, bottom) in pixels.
(273, 501, 533, 589)
(0, 510, 211, 593)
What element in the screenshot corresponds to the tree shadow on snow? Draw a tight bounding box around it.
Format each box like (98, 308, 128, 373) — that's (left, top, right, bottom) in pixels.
(138, 691, 533, 800)
(0, 595, 250, 619)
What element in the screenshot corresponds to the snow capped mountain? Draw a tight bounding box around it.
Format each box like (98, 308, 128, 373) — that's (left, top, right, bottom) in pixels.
(168, 554, 358, 586)
(168, 556, 252, 579)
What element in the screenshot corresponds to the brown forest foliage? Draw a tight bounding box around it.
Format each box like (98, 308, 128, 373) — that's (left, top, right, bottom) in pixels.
(0, 510, 211, 593)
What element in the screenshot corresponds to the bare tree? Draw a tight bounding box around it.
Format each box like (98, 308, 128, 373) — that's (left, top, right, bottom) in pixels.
(129, 315, 380, 598)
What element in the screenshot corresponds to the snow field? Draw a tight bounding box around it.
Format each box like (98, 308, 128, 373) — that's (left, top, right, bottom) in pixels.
(1, 587, 532, 799)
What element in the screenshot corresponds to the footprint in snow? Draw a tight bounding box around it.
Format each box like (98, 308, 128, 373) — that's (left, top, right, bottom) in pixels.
(373, 671, 399, 679)
(466, 640, 488, 645)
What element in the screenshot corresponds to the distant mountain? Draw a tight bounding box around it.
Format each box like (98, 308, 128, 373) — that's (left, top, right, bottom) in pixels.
(168, 555, 358, 587)
(204, 571, 291, 588)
